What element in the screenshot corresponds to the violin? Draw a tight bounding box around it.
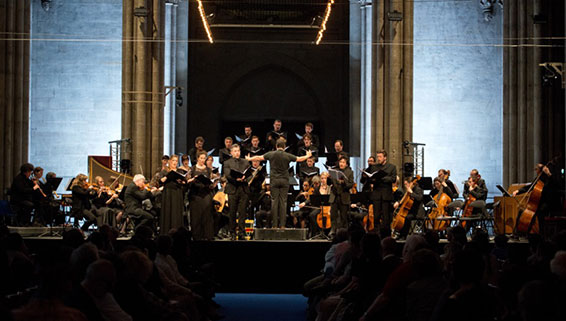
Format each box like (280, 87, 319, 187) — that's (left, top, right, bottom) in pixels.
(391, 175, 421, 233)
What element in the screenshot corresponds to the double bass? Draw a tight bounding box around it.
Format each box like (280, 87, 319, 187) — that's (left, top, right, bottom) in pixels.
(391, 175, 421, 233)
(514, 162, 552, 234)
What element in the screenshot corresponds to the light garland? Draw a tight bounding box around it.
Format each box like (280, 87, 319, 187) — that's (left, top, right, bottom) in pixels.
(315, 0, 334, 45)
(197, 0, 214, 43)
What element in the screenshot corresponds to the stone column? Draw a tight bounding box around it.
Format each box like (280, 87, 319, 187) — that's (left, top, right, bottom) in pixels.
(502, 0, 564, 186)
(122, 0, 165, 177)
(0, 0, 30, 197)
(372, 0, 414, 177)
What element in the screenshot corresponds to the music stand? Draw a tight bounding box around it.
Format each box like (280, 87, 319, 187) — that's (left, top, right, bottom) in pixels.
(496, 185, 512, 197)
(309, 194, 331, 240)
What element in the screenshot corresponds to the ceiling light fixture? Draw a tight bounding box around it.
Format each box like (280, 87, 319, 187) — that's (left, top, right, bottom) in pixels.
(197, 0, 214, 43)
(315, 0, 334, 45)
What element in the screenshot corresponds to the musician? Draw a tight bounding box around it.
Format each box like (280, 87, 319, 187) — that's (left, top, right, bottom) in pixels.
(292, 181, 315, 229)
(91, 176, 122, 227)
(326, 140, 349, 167)
(223, 144, 251, 239)
(247, 159, 266, 221)
(368, 150, 397, 231)
(212, 177, 230, 238)
(448, 169, 488, 216)
(159, 155, 187, 235)
(429, 177, 457, 201)
(298, 157, 320, 186)
(265, 119, 287, 151)
(438, 169, 459, 198)
(159, 155, 170, 172)
(124, 174, 158, 231)
(245, 136, 264, 160)
(10, 163, 38, 226)
(219, 136, 233, 168)
(393, 177, 424, 238)
(71, 174, 100, 231)
(179, 154, 191, 172)
(31, 167, 48, 225)
(188, 136, 205, 166)
(512, 163, 561, 234)
(255, 181, 272, 229)
(42, 171, 63, 225)
(361, 156, 376, 192)
(246, 138, 312, 229)
(308, 172, 332, 236)
(188, 151, 215, 240)
(296, 122, 320, 148)
(238, 126, 253, 150)
(329, 156, 354, 235)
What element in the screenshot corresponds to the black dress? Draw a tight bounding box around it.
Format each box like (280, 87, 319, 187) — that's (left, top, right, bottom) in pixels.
(159, 169, 186, 235)
(188, 165, 215, 240)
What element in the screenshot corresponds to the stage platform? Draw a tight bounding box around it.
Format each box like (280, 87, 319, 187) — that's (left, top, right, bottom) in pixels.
(18, 230, 532, 294)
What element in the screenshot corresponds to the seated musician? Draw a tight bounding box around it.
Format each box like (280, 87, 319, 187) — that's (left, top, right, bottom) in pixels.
(428, 177, 457, 208)
(124, 174, 158, 231)
(219, 136, 233, 169)
(92, 176, 123, 228)
(188, 136, 205, 166)
(71, 174, 101, 231)
(255, 181, 272, 229)
(213, 177, 230, 238)
(296, 122, 320, 149)
(31, 166, 48, 225)
(10, 163, 38, 226)
(298, 156, 320, 186)
(393, 177, 424, 238)
(512, 162, 561, 235)
(438, 169, 459, 198)
(247, 159, 266, 221)
(42, 171, 64, 225)
(448, 169, 488, 217)
(329, 156, 354, 236)
(292, 180, 315, 229)
(265, 119, 287, 151)
(308, 172, 332, 236)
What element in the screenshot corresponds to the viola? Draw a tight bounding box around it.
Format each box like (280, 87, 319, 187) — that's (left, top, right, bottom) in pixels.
(391, 175, 421, 233)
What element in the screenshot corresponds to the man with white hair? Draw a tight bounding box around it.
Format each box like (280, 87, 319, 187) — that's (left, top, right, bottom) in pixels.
(124, 174, 158, 231)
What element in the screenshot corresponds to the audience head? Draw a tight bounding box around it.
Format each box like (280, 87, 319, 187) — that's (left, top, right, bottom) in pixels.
(402, 235, 428, 262)
(381, 236, 397, 257)
(157, 235, 173, 255)
(550, 251, 566, 280)
(83, 259, 117, 298)
(452, 248, 484, 285)
(62, 228, 85, 248)
(120, 250, 153, 283)
(411, 249, 442, 279)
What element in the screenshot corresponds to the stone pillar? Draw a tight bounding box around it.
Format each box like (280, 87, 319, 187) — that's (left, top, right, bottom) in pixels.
(0, 0, 30, 197)
(503, 0, 564, 186)
(122, 0, 165, 177)
(372, 0, 413, 176)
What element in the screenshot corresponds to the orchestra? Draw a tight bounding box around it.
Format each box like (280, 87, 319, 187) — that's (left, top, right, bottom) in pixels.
(6, 124, 564, 242)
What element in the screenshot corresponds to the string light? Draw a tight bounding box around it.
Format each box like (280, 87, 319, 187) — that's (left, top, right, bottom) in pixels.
(315, 0, 334, 45)
(197, 0, 214, 44)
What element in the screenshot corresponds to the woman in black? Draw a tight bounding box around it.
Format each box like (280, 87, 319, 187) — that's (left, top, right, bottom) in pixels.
(188, 151, 215, 240)
(159, 155, 186, 235)
(70, 174, 100, 231)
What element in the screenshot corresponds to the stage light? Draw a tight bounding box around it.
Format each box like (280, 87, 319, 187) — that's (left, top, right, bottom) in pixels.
(197, 0, 214, 43)
(315, 0, 334, 45)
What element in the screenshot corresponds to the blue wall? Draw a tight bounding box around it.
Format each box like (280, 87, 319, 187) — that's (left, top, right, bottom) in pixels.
(413, 2, 503, 197)
(29, 0, 122, 178)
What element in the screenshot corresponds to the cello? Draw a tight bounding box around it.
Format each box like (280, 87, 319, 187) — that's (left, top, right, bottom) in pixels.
(514, 163, 551, 234)
(460, 176, 480, 228)
(391, 175, 421, 233)
(427, 192, 452, 231)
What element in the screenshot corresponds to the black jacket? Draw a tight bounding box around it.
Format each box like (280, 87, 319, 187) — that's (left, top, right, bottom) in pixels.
(10, 173, 35, 204)
(368, 162, 397, 201)
(223, 158, 250, 194)
(124, 182, 153, 212)
(330, 167, 354, 204)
